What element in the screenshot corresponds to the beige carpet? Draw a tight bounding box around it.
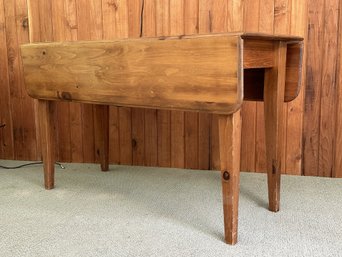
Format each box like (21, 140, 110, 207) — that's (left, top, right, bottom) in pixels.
(0, 160, 341, 257)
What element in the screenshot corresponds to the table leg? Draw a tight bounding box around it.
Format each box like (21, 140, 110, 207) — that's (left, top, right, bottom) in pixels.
(38, 100, 55, 190)
(94, 105, 109, 171)
(219, 110, 242, 245)
(264, 42, 287, 212)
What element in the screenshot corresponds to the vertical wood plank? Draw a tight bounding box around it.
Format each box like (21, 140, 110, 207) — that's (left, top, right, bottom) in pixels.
(64, 0, 83, 163)
(27, 0, 43, 161)
(156, 0, 171, 168)
(318, 0, 339, 177)
(285, 0, 307, 175)
(170, 0, 185, 168)
(255, 0, 274, 173)
(334, 0, 342, 178)
(94, 105, 109, 171)
(16, 0, 37, 160)
(76, 0, 103, 163)
(132, 108, 145, 165)
(51, 1, 72, 162)
(106, 0, 131, 164)
(274, 0, 290, 175)
(0, 0, 14, 159)
(116, 1, 133, 166)
(119, 107, 132, 165)
(157, 110, 171, 167)
(142, 0, 158, 167)
(4, 0, 26, 160)
(114, 0, 131, 166)
(198, 0, 211, 170)
(240, 0, 259, 172)
(209, 0, 228, 171)
(303, 0, 325, 176)
(184, 0, 199, 170)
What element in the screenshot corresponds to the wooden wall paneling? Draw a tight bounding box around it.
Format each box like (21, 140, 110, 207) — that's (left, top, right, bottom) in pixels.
(112, 0, 132, 166)
(102, 0, 128, 164)
(170, 0, 185, 168)
(76, 0, 103, 163)
(16, 0, 37, 160)
(274, 0, 290, 175)
(184, 0, 199, 170)
(142, 0, 157, 167)
(208, 0, 228, 171)
(65, 0, 83, 163)
(0, 0, 14, 159)
(285, 0, 307, 175)
(227, 0, 244, 32)
(303, 0, 325, 176)
(132, 108, 145, 165)
(35, 0, 59, 161)
(198, 0, 211, 170)
(27, 0, 42, 161)
(1, 0, 339, 178)
(318, 0, 339, 177)
(332, 1, 342, 178)
(255, 0, 274, 173)
(156, 0, 171, 167)
(127, 1, 146, 165)
(241, 0, 259, 172)
(334, 0, 342, 178)
(119, 107, 133, 165)
(4, 0, 28, 160)
(51, 1, 72, 162)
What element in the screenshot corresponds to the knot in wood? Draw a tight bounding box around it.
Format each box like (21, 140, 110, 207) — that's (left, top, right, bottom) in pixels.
(59, 92, 72, 101)
(22, 17, 29, 29)
(222, 171, 230, 181)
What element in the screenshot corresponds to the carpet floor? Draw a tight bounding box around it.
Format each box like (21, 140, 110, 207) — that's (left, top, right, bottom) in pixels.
(0, 160, 341, 257)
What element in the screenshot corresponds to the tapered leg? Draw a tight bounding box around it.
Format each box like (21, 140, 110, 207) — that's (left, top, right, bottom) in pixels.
(38, 100, 55, 190)
(264, 42, 287, 212)
(94, 105, 109, 171)
(219, 110, 242, 245)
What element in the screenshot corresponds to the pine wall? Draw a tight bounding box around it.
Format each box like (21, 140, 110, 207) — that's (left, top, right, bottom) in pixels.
(0, 0, 341, 177)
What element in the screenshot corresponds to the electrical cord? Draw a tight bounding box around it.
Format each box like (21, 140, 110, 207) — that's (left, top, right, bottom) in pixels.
(0, 161, 65, 169)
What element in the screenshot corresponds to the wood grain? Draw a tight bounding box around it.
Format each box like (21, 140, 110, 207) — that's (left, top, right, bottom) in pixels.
(184, 0, 199, 170)
(156, 0, 171, 168)
(285, 0, 307, 175)
(318, 0, 339, 177)
(38, 100, 55, 189)
(94, 105, 109, 171)
(4, 0, 26, 160)
(207, 0, 229, 171)
(142, 0, 158, 168)
(240, 0, 259, 172)
(264, 42, 287, 211)
(76, 0, 103, 163)
(198, 0, 212, 170)
(303, 0, 324, 176)
(2, 0, 338, 179)
(273, 0, 289, 177)
(21, 35, 243, 114)
(334, 0, 342, 178)
(219, 110, 241, 245)
(0, 0, 14, 159)
(169, 0, 187, 169)
(255, 0, 274, 173)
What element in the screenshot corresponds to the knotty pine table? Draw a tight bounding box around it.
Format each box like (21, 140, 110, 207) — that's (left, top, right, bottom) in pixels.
(21, 32, 303, 244)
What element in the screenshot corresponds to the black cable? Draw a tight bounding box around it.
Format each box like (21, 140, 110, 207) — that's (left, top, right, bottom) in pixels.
(0, 161, 65, 169)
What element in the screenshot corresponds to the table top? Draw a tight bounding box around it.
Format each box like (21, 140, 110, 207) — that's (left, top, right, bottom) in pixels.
(20, 32, 303, 115)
